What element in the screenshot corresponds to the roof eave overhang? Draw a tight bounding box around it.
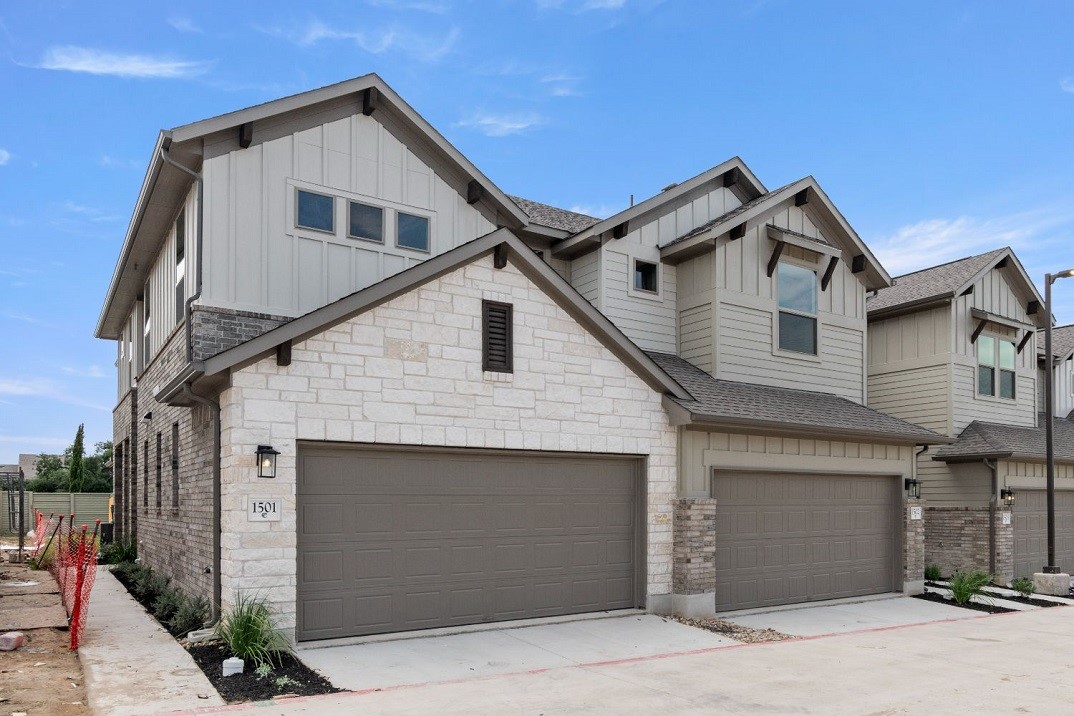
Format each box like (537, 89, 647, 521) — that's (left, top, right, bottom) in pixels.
(867, 295, 953, 321)
(671, 409, 950, 445)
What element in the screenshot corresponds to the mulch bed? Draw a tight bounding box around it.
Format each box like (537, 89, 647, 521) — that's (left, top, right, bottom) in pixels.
(672, 616, 795, 643)
(913, 590, 1016, 614)
(187, 642, 343, 703)
(925, 581, 1067, 608)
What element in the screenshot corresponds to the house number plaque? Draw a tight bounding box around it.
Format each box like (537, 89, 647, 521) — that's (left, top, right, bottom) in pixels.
(909, 506, 923, 521)
(248, 498, 282, 522)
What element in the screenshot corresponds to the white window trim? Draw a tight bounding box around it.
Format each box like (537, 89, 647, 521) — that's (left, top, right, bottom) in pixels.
(773, 259, 821, 361)
(294, 187, 337, 235)
(622, 247, 665, 302)
(976, 334, 1017, 401)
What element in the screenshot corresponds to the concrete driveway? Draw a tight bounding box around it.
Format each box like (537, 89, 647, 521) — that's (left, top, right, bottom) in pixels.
(297, 613, 735, 691)
(720, 594, 971, 636)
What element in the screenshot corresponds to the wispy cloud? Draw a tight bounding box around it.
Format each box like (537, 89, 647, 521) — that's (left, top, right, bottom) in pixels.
(167, 17, 203, 34)
(0, 148, 10, 165)
(260, 20, 460, 62)
(58, 201, 121, 223)
(366, 0, 450, 12)
(1061, 77, 1074, 94)
(2, 311, 53, 327)
(541, 73, 584, 97)
(99, 154, 141, 170)
(456, 112, 546, 137)
(538, 0, 626, 10)
(0, 377, 109, 412)
(60, 366, 107, 379)
(569, 203, 620, 219)
(0, 434, 70, 450)
(37, 46, 211, 79)
(870, 206, 1074, 276)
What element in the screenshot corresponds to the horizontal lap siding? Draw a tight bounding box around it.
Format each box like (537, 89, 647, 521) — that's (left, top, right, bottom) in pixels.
(601, 249, 677, 354)
(917, 459, 991, 507)
(951, 363, 1036, 433)
(570, 250, 600, 308)
(679, 303, 713, 372)
(869, 365, 950, 435)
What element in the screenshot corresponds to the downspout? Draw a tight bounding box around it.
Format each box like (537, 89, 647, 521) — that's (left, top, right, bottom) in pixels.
(984, 458, 998, 576)
(158, 145, 204, 364)
(180, 383, 222, 623)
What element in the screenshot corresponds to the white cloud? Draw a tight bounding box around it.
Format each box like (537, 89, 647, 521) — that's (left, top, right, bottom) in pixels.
(167, 17, 203, 34)
(0, 434, 70, 449)
(568, 203, 620, 219)
(262, 20, 459, 62)
(456, 112, 546, 137)
(60, 366, 107, 379)
(541, 73, 584, 97)
(98, 154, 141, 170)
(538, 0, 625, 10)
(0, 148, 9, 165)
(1061, 77, 1074, 94)
(37, 46, 211, 79)
(0, 377, 109, 412)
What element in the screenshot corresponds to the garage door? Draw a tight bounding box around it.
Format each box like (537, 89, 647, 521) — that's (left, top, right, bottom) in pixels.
(296, 445, 642, 641)
(1012, 490, 1074, 579)
(713, 472, 900, 612)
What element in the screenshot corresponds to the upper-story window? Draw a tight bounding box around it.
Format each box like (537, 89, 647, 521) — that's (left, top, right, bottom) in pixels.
(397, 212, 430, 252)
(978, 335, 1016, 399)
(634, 260, 659, 293)
(348, 201, 384, 243)
(142, 283, 151, 368)
(777, 262, 817, 355)
(174, 210, 186, 324)
(296, 189, 335, 233)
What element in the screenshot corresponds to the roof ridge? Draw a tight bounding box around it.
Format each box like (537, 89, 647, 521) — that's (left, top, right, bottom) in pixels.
(507, 195, 600, 221)
(890, 246, 1009, 281)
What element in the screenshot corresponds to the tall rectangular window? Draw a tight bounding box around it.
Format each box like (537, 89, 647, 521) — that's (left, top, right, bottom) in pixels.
(978, 335, 1016, 399)
(143, 440, 149, 509)
(125, 438, 133, 527)
(114, 443, 124, 537)
(777, 263, 818, 355)
(296, 189, 334, 232)
(482, 300, 513, 373)
(142, 284, 151, 368)
(175, 210, 186, 325)
(155, 432, 162, 511)
(171, 423, 180, 509)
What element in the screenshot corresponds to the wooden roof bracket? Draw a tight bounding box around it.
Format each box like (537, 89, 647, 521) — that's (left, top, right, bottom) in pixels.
(276, 340, 292, 366)
(494, 242, 509, 269)
(821, 255, 840, 291)
(1016, 330, 1033, 354)
(970, 318, 988, 344)
(766, 240, 786, 278)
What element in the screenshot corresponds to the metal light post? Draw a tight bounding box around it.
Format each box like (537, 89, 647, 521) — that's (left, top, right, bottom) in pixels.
(1043, 269, 1074, 573)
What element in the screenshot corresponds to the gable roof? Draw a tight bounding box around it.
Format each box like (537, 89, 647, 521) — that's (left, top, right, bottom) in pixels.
(509, 196, 600, 233)
(648, 352, 947, 445)
(934, 414, 1074, 464)
(550, 157, 767, 259)
(867, 247, 1044, 325)
(1038, 324, 1074, 362)
(158, 229, 692, 405)
(658, 176, 892, 291)
(96, 73, 531, 340)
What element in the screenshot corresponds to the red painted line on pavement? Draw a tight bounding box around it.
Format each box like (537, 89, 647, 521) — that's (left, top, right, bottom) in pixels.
(155, 607, 1041, 715)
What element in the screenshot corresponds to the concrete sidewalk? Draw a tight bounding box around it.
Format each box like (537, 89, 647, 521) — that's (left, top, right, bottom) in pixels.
(170, 607, 1073, 715)
(78, 567, 224, 715)
(721, 594, 973, 636)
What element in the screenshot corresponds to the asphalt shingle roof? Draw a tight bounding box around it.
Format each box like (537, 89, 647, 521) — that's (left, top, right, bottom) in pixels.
(934, 414, 1074, 463)
(867, 248, 1008, 314)
(1038, 324, 1074, 360)
(661, 180, 801, 249)
(508, 195, 601, 234)
(647, 352, 946, 443)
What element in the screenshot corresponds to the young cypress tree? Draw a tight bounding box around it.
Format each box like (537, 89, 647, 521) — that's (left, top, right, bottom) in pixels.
(70, 424, 85, 493)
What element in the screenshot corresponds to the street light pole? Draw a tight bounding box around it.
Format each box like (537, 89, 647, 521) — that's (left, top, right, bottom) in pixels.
(1043, 269, 1074, 574)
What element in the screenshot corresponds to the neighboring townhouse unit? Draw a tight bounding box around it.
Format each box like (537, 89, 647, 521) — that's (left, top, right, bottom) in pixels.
(866, 248, 1074, 583)
(97, 74, 942, 642)
(1038, 324, 1074, 419)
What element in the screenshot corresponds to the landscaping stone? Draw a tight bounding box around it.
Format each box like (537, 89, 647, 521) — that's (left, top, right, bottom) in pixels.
(1032, 572, 1071, 596)
(0, 631, 25, 651)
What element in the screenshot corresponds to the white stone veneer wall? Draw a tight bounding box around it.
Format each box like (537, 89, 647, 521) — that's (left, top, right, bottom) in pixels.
(218, 256, 678, 634)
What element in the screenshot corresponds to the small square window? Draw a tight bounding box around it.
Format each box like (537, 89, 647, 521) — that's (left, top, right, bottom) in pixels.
(397, 212, 430, 252)
(296, 190, 334, 233)
(634, 260, 659, 293)
(349, 201, 384, 242)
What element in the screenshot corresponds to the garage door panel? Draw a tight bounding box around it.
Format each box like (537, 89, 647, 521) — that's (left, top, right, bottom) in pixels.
(296, 447, 640, 640)
(1012, 490, 1074, 578)
(714, 472, 899, 612)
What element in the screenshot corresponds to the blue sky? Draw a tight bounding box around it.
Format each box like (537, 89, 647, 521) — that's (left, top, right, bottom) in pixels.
(1, 1, 1073, 459)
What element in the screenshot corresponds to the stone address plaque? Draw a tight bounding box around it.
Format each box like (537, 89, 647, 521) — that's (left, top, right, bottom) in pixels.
(1002, 511, 1012, 525)
(248, 498, 282, 522)
(909, 506, 923, 521)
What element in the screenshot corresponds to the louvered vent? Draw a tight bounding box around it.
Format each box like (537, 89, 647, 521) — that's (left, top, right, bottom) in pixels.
(482, 300, 513, 373)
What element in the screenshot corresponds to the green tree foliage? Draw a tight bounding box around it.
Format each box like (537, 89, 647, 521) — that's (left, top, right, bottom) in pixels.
(25, 437, 113, 493)
(69, 424, 85, 492)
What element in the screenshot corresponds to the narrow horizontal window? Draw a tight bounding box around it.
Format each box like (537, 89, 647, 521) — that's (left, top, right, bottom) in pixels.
(482, 300, 513, 373)
(634, 260, 659, 293)
(296, 190, 334, 232)
(397, 212, 430, 252)
(348, 201, 384, 243)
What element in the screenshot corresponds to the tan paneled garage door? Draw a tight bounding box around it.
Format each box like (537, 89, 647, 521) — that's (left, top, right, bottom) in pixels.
(713, 472, 901, 612)
(296, 444, 642, 641)
(1012, 490, 1074, 579)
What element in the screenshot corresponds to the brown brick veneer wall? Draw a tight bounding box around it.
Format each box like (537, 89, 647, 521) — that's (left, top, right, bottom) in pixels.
(924, 506, 1012, 581)
(191, 306, 289, 361)
(904, 497, 925, 585)
(673, 498, 717, 596)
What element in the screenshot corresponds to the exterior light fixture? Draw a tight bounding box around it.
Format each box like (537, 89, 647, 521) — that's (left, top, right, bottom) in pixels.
(255, 445, 279, 479)
(1001, 487, 1015, 508)
(904, 477, 921, 500)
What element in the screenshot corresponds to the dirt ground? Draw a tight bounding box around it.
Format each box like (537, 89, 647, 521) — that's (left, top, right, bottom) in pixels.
(0, 561, 90, 716)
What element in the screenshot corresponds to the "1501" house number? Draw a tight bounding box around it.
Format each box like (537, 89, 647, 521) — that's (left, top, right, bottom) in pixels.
(248, 498, 281, 522)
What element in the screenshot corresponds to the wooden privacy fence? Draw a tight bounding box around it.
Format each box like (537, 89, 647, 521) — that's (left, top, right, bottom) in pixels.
(0, 492, 111, 532)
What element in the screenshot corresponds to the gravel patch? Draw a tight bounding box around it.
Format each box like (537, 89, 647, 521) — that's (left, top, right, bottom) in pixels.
(672, 616, 796, 643)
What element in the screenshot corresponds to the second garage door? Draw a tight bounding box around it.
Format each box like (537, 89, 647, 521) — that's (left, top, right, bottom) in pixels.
(296, 445, 642, 641)
(1012, 490, 1074, 579)
(713, 472, 901, 612)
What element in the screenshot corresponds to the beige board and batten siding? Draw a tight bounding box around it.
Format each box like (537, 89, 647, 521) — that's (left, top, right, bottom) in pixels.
(200, 112, 497, 318)
(1039, 363, 1074, 418)
(676, 204, 866, 403)
(950, 266, 1038, 434)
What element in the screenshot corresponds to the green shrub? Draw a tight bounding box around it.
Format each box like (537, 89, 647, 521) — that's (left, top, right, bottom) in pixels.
(948, 569, 992, 605)
(924, 564, 942, 581)
(1011, 577, 1034, 598)
(153, 588, 185, 625)
(214, 593, 291, 669)
(100, 538, 137, 565)
(132, 567, 169, 603)
(112, 561, 149, 590)
(167, 594, 210, 638)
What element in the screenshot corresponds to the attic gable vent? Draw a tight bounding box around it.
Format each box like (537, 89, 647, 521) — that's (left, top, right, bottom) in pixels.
(482, 300, 513, 373)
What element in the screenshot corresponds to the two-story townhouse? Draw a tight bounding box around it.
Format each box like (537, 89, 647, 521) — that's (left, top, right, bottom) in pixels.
(97, 74, 942, 642)
(866, 248, 1074, 583)
(1038, 325, 1074, 419)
